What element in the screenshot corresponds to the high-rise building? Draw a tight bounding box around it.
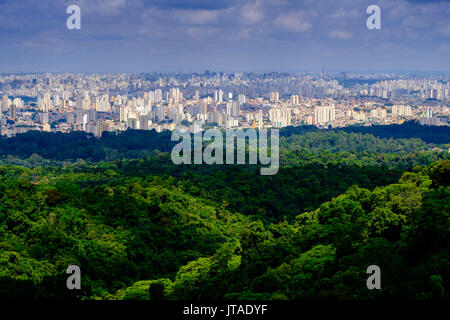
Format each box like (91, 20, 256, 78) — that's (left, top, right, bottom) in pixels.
(155, 89, 163, 102)
(255, 110, 263, 129)
(231, 101, 240, 117)
(139, 114, 149, 130)
(370, 107, 387, 120)
(290, 95, 299, 105)
(200, 101, 208, 115)
(82, 114, 88, 131)
(1, 95, 10, 112)
(392, 105, 412, 116)
(270, 92, 279, 102)
(270, 108, 291, 127)
(314, 105, 335, 125)
(12, 98, 23, 108)
(88, 109, 97, 122)
(120, 106, 128, 122)
(153, 105, 165, 122)
(127, 117, 137, 129)
(9, 104, 16, 120)
(65, 112, 75, 124)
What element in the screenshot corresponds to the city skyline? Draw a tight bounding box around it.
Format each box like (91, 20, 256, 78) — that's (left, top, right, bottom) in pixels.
(0, 71, 448, 139)
(0, 0, 449, 73)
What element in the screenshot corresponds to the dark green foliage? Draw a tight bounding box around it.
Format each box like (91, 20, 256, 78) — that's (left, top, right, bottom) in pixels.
(0, 124, 448, 300)
(0, 129, 175, 161)
(0, 166, 246, 299)
(139, 161, 448, 300)
(0, 122, 448, 166)
(149, 282, 166, 300)
(341, 121, 450, 144)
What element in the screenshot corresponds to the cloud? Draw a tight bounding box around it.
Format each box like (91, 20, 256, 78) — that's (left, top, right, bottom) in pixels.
(327, 8, 359, 20)
(77, 0, 130, 16)
(439, 25, 450, 37)
(0, 0, 449, 71)
(404, 28, 419, 40)
(149, 0, 233, 11)
(137, 26, 166, 39)
(235, 27, 251, 39)
(329, 29, 352, 39)
(186, 26, 217, 39)
(402, 15, 430, 29)
(274, 11, 311, 32)
(440, 43, 450, 52)
(241, 1, 263, 25)
(174, 9, 220, 25)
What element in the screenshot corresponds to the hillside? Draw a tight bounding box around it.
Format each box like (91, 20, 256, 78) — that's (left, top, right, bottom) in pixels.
(0, 123, 448, 300)
(0, 159, 448, 299)
(120, 160, 450, 300)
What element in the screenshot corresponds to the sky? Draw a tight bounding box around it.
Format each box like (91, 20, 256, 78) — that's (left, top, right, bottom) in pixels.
(0, 0, 449, 73)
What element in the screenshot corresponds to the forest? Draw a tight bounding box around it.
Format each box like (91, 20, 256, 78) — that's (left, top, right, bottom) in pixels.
(0, 122, 449, 300)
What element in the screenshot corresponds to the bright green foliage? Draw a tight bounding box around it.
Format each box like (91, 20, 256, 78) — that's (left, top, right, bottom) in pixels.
(0, 124, 448, 300)
(128, 161, 449, 300)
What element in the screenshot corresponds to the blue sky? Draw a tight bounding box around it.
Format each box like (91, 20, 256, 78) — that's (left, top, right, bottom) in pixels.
(0, 0, 449, 73)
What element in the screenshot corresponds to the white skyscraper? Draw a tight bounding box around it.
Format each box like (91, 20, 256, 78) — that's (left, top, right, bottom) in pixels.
(314, 105, 336, 125)
(270, 108, 291, 128)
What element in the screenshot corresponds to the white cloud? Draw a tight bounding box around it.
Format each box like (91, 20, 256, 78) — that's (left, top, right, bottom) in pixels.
(274, 11, 311, 32)
(402, 15, 430, 29)
(327, 8, 358, 20)
(241, 1, 263, 25)
(329, 29, 352, 40)
(78, 0, 129, 16)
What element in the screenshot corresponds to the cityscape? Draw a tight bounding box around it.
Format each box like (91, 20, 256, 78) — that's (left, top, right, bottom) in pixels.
(1, 72, 448, 138)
